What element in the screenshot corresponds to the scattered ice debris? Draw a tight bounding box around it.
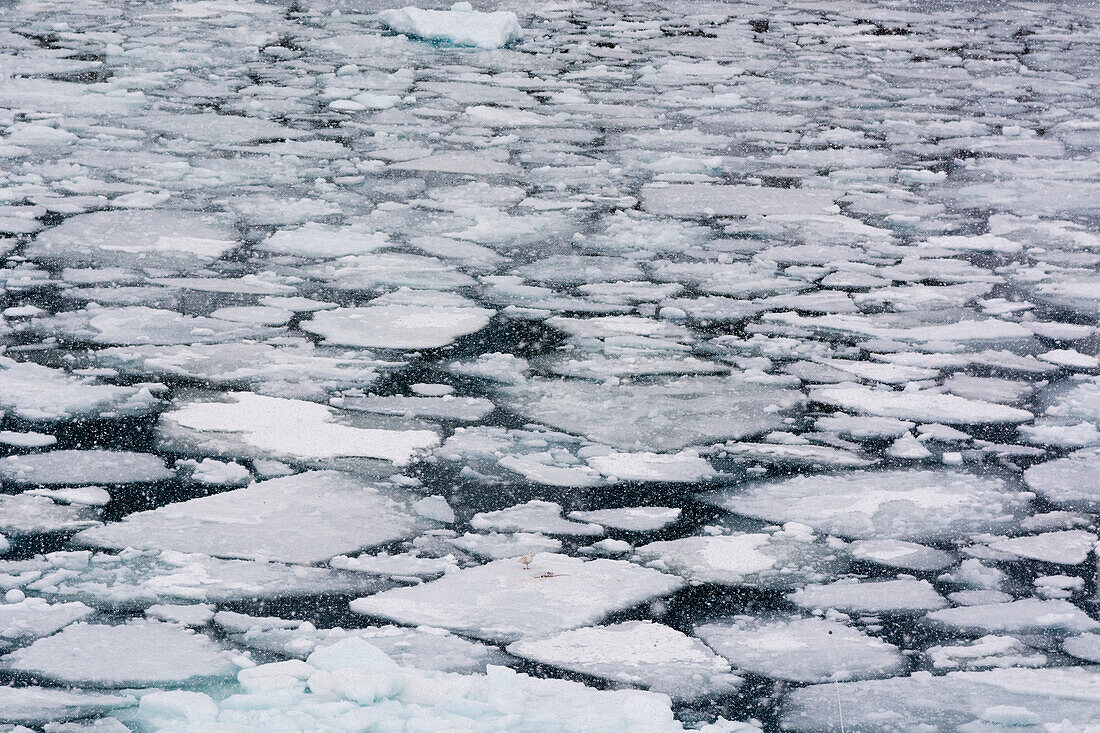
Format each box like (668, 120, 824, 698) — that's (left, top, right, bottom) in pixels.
(507, 621, 742, 700)
(696, 615, 905, 683)
(703, 470, 1031, 541)
(74, 471, 427, 564)
(378, 3, 523, 50)
(787, 578, 947, 615)
(350, 552, 684, 642)
(2, 620, 239, 687)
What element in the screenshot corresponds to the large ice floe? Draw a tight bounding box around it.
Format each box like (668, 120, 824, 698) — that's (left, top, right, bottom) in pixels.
(3, 0, 1100, 727)
(350, 553, 684, 642)
(74, 471, 428, 564)
(702, 469, 1033, 541)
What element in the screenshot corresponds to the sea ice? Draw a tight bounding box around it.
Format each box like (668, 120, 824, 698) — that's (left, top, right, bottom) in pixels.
(703, 469, 1032, 541)
(787, 578, 947, 614)
(379, 4, 522, 50)
(157, 392, 439, 465)
(2, 620, 239, 687)
(507, 621, 742, 700)
(350, 552, 684, 642)
(74, 471, 427, 564)
(0, 450, 172, 486)
(696, 615, 905, 683)
(500, 375, 803, 452)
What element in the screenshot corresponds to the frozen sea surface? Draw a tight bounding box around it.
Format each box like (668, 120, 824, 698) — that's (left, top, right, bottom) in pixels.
(0, 0, 1098, 729)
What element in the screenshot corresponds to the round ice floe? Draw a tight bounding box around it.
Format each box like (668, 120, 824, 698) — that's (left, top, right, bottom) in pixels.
(507, 621, 742, 700)
(695, 615, 905, 683)
(702, 469, 1033, 541)
(2, 620, 239, 687)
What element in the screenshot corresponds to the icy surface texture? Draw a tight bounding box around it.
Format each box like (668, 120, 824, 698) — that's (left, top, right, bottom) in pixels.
(1, 0, 1099, 727)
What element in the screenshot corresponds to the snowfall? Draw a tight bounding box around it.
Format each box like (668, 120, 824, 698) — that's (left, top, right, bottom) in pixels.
(0, 0, 1097, 730)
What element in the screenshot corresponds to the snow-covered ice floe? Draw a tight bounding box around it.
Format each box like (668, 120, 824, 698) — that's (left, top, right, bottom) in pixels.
(379, 3, 522, 50)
